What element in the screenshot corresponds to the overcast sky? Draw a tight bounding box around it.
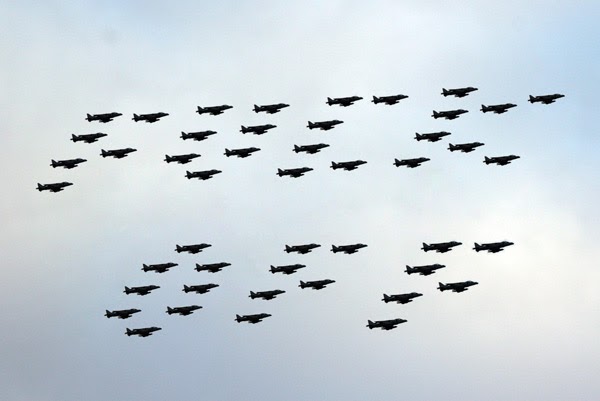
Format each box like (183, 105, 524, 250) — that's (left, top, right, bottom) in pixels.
(2, 1, 600, 400)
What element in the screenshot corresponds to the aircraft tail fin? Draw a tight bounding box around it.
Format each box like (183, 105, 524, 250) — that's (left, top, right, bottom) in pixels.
(86, 113, 92, 119)
(293, 145, 300, 153)
(415, 133, 422, 141)
(253, 104, 259, 112)
(186, 171, 192, 179)
(270, 265, 276, 273)
(528, 95, 534, 103)
(372, 96, 379, 103)
(167, 307, 173, 314)
(367, 320, 374, 329)
(175, 245, 182, 252)
(474, 243, 481, 251)
(331, 161, 338, 169)
(71, 134, 77, 141)
(438, 282, 445, 291)
(124, 286, 130, 293)
(331, 245, 338, 253)
(142, 264, 148, 271)
(165, 155, 171, 162)
(133, 113, 139, 121)
(285, 245, 291, 252)
(224, 149, 231, 157)
(240, 125, 247, 133)
(126, 328, 132, 336)
(37, 183, 43, 191)
(235, 314, 242, 322)
(327, 97, 332, 103)
(299, 280, 306, 288)
(196, 106, 203, 113)
(307, 121, 313, 127)
(250, 291, 256, 298)
(105, 309, 110, 317)
(277, 168, 284, 176)
(484, 156, 490, 164)
(383, 294, 390, 302)
(432, 110, 439, 118)
(442, 88, 447, 95)
(100, 149, 107, 157)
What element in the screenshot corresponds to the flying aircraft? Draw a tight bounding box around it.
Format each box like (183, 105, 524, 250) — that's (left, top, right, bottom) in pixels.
(224, 147, 261, 158)
(331, 160, 367, 171)
(393, 157, 430, 168)
(123, 285, 160, 296)
(421, 241, 462, 253)
(196, 105, 233, 115)
(299, 279, 335, 290)
(36, 182, 73, 193)
(100, 148, 137, 159)
(382, 292, 423, 304)
(240, 124, 276, 135)
(293, 143, 330, 154)
(438, 281, 478, 293)
(142, 262, 178, 273)
(480, 103, 517, 114)
(132, 112, 169, 123)
(183, 284, 219, 294)
(326, 96, 363, 107)
(71, 133, 107, 143)
(180, 130, 217, 141)
(431, 109, 468, 120)
(277, 167, 313, 178)
(195, 262, 231, 273)
(405, 264, 446, 276)
(448, 142, 484, 153)
(269, 264, 306, 275)
(164, 153, 201, 164)
(104, 308, 141, 319)
(51, 157, 87, 170)
(253, 103, 290, 114)
(249, 290, 286, 300)
(367, 318, 407, 330)
(415, 131, 451, 142)
(441, 87, 478, 97)
(331, 243, 368, 254)
(285, 244, 321, 254)
(86, 112, 122, 123)
(186, 169, 222, 180)
(484, 155, 520, 166)
(473, 241, 514, 253)
(372, 94, 408, 105)
(166, 305, 202, 316)
(528, 94, 564, 104)
(235, 313, 271, 324)
(307, 120, 343, 130)
(175, 243, 212, 254)
(125, 327, 161, 337)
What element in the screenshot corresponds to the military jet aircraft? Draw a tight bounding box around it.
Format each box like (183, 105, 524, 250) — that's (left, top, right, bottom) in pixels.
(175, 243, 212, 254)
(307, 120, 344, 130)
(270, 264, 306, 275)
(235, 313, 271, 324)
(473, 241, 514, 253)
(125, 327, 161, 337)
(372, 94, 408, 105)
(142, 262, 178, 273)
(405, 264, 446, 276)
(186, 169, 222, 180)
(36, 182, 73, 193)
(166, 305, 202, 316)
(105, 308, 141, 319)
(277, 167, 313, 178)
(367, 318, 407, 330)
(124, 285, 160, 296)
(432, 109, 468, 120)
(71, 133, 107, 143)
(528, 94, 564, 104)
(293, 143, 330, 154)
(164, 153, 201, 164)
(326, 96, 363, 107)
(331, 243, 368, 254)
(438, 281, 478, 293)
(415, 131, 451, 142)
(100, 148, 137, 159)
(484, 155, 520, 166)
(382, 292, 423, 304)
(249, 290, 286, 300)
(132, 112, 169, 123)
(240, 124, 276, 135)
(285, 244, 321, 254)
(50, 158, 87, 169)
(480, 103, 517, 114)
(196, 105, 233, 116)
(299, 279, 335, 290)
(331, 160, 367, 171)
(448, 142, 484, 153)
(86, 112, 122, 123)
(180, 130, 217, 141)
(441, 87, 478, 97)
(393, 157, 430, 168)
(195, 262, 231, 273)
(224, 147, 261, 158)
(183, 284, 219, 294)
(253, 103, 290, 114)
(421, 241, 462, 253)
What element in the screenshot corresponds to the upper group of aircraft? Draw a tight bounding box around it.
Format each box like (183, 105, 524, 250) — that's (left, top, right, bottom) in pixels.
(36, 88, 564, 193)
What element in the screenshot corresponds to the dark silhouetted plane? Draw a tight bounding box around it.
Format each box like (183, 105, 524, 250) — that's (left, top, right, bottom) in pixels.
(372, 94, 408, 105)
(132, 112, 169, 123)
(186, 169, 222, 180)
(183, 284, 219, 294)
(480, 103, 517, 114)
(175, 243, 212, 254)
(394, 157, 430, 168)
(293, 143, 330, 154)
(473, 241, 514, 253)
(100, 148, 137, 159)
(196, 105, 233, 116)
(432, 109, 468, 120)
(36, 182, 73, 192)
(165, 153, 201, 164)
(224, 147, 260, 158)
(71, 133, 107, 143)
(285, 244, 321, 254)
(166, 305, 202, 316)
(105, 308, 141, 319)
(142, 263, 178, 273)
(86, 112, 122, 123)
(51, 158, 87, 169)
(528, 94, 564, 104)
(331, 243, 367, 254)
(331, 160, 367, 171)
(125, 327, 161, 337)
(438, 281, 478, 293)
(124, 285, 160, 296)
(253, 103, 289, 114)
(299, 279, 335, 290)
(422, 241, 462, 253)
(484, 155, 520, 166)
(441, 87, 478, 97)
(405, 264, 446, 276)
(382, 292, 422, 304)
(180, 130, 217, 141)
(240, 124, 276, 135)
(448, 142, 484, 153)
(195, 262, 231, 273)
(367, 318, 406, 330)
(307, 120, 343, 130)
(277, 167, 313, 178)
(270, 264, 306, 275)
(249, 290, 286, 300)
(415, 131, 451, 142)
(235, 313, 271, 324)
(327, 96, 362, 107)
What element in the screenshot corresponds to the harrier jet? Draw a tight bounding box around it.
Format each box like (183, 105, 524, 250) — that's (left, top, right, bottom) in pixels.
(372, 94, 408, 105)
(71, 133, 107, 143)
(432, 109, 468, 120)
(405, 264, 446, 276)
(253, 103, 289, 114)
(382, 292, 422, 304)
(448, 142, 484, 153)
(367, 318, 407, 330)
(186, 169, 222, 180)
(307, 120, 343, 130)
(164, 153, 201, 164)
(175, 243, 212, 254)
(473, 241, 514, 253)
(393, 157, 430, 168)
(125, 327, 161, 337)
(249, 290, 286, 300)
(293, 143, 330, 154)
(166, 305, 202, 316)
(331, 243, 368, 254)
(132, 112, 169, 123)
(235, 313, 271, 324)
(331, 160, 367, 171)
(528, 94, 564, 104)
(224, 147, 260, 158)
(195, 262, 231, 273)
(51, 158, 86, 169)
(484, 155, 520, 166)
(123, 285, 160, 296)
(327, 96, 362, 107)
(183, 284, 219, 294)
(196, 105, 233, 116)
(104, 308, 141, 319)
(142, 262, 178, 273)
(100, 148, 137, 159)
(285, 243, 321, 254)
(441, 87, 478, 97)
(180, 130, 217, 141)
(299, 279, 335, 290)
(36, 182, 73, 193)
(277, 167, 313, 178)
(86, 112, 122, 123)
(415, 131, 451, 142)
(240, 124, 276, 135)
(421, 241, 462, 253)
(438, 281, 478, 293)
(270, 264, 306, 275)
(480, 103, 517, 114)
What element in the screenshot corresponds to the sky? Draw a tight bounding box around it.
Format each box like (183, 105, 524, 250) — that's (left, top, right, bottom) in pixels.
(1, 1, 600, 400)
